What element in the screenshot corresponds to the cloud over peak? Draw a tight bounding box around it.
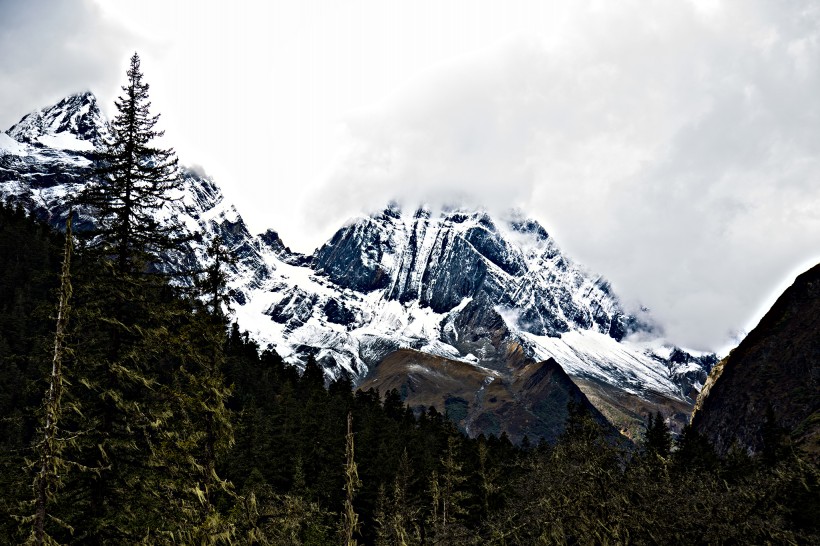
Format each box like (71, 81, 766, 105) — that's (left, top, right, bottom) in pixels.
(313, 0, 820, 351)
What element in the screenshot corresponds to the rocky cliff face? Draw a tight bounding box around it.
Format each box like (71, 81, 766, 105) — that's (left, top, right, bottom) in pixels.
(288, 202, 710, 433)
(692, 264, 820, 456)
(313, 203, 634, 339)
(1, 92, 716, 439)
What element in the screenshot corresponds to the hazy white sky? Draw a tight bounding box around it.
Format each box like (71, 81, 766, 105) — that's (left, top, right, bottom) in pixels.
(1, 0, 818, 352)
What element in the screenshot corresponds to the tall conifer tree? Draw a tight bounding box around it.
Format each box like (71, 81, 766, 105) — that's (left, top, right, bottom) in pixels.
(79, 52, 182, 275)
(67, 53, 199, 543)
(645, 411, 672, 460)
(341, 412, 362, 546)
(172, 234, 236, 542)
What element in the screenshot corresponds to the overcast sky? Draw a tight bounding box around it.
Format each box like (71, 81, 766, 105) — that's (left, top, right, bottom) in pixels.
(1, 0, 818, 353)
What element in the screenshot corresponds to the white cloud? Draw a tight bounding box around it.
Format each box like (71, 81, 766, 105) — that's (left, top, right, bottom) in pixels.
(0, 0, 135, 130)
(1, 0, 818, 352)
(312, 0, 820, 351)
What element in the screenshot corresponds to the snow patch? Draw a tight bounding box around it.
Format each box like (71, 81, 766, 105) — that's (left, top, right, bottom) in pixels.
(37, 131, 94, 152)
(0, 133, 28, 156)
(523, 330, 684, 399)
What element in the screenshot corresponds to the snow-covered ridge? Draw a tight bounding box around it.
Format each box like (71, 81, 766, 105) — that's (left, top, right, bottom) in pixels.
(0, 91, 275, 300)
(0, 92, 714, 408)
(236, 201, 711, 403)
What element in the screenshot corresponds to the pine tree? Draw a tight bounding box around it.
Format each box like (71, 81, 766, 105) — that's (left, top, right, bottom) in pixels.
(162, 234, 237, 543)
(64, 53, 201, 543)
(374, 449, 420, 546)
(197, 236, 236, 499)
(644, 411, 672, 460)
(476, 439, 501, 519)
(761, 404, 789, 466)
(428, 436, 470, 543)
(0, 204, 73, 541)
(512, 401, 625, 544)
(673, 424, 718, 472)
(79, 51, 182, 275)
(196, 235, 235, 318)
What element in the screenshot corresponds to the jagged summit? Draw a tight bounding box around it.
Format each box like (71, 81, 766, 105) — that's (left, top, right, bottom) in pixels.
(0, 92, 274, 299)
(312, 203, 638, 340)
(6, 91, 108, 150)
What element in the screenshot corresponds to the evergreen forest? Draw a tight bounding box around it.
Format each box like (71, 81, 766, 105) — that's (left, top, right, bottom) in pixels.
(0, 54, 817, 545)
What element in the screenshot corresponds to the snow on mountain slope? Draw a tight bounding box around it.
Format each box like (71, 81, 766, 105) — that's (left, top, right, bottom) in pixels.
(240, 202, 709, 405)
(1, 92, 714, 419)
(1, 92, 275, 299)
(0, 133, 29, 156)
(522, 330, 680, 397)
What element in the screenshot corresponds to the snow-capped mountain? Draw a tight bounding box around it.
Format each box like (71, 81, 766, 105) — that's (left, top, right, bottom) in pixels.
(0, 92, 274, 297)
(242, 202, 715, 433)
(1, 92, 715, 436)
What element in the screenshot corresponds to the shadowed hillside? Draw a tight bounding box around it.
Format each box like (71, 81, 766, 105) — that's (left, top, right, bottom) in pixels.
(692, 263, 820, 457)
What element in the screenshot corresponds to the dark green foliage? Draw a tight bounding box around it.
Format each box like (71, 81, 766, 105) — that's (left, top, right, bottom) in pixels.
(341, 412, 362, 545)
(28, 214, 74, 545)
(673, 423, 719, 471)
(1, 83, 818, 543)
(502, 402, 628, 544)
(762, 404, 791, 467)
(56, 57, 211, 534)
(0, 203, 66, 542)
(0, 54, 238, 544)
(644, 410, 672, 460)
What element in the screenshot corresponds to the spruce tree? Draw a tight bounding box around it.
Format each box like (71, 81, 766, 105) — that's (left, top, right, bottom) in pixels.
(374, 449, 420, 546)
(476, 439, 501, 519)
(197, 235, 235, 318)
(761, 404, 789, 466)
(673, 424, 718, 471)
(173, 234, 236, 542)
(427, 436, 470, 543)
(79, 51, 182, 275)
(644, 411, 672, 460)
(0, 204, 71, 541)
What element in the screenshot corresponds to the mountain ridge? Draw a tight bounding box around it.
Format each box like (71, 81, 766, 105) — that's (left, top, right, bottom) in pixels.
(0, 91, 715, 438)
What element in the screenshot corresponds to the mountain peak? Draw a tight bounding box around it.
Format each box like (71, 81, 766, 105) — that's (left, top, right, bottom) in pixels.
(6, 91, 108, 151)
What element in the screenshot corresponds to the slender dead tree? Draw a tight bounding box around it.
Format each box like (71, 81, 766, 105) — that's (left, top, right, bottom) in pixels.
(31, 213, 74, 545)
(341, 412, 362, 546)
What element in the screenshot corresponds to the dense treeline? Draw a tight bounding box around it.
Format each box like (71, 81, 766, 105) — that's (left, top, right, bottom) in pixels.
(0, 199, 817, 544)
(1, 53, 817, 544)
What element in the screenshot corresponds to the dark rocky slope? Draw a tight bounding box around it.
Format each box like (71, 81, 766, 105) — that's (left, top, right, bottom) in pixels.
(691, 263, 820, 457)
(360, 349, 614, 443)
